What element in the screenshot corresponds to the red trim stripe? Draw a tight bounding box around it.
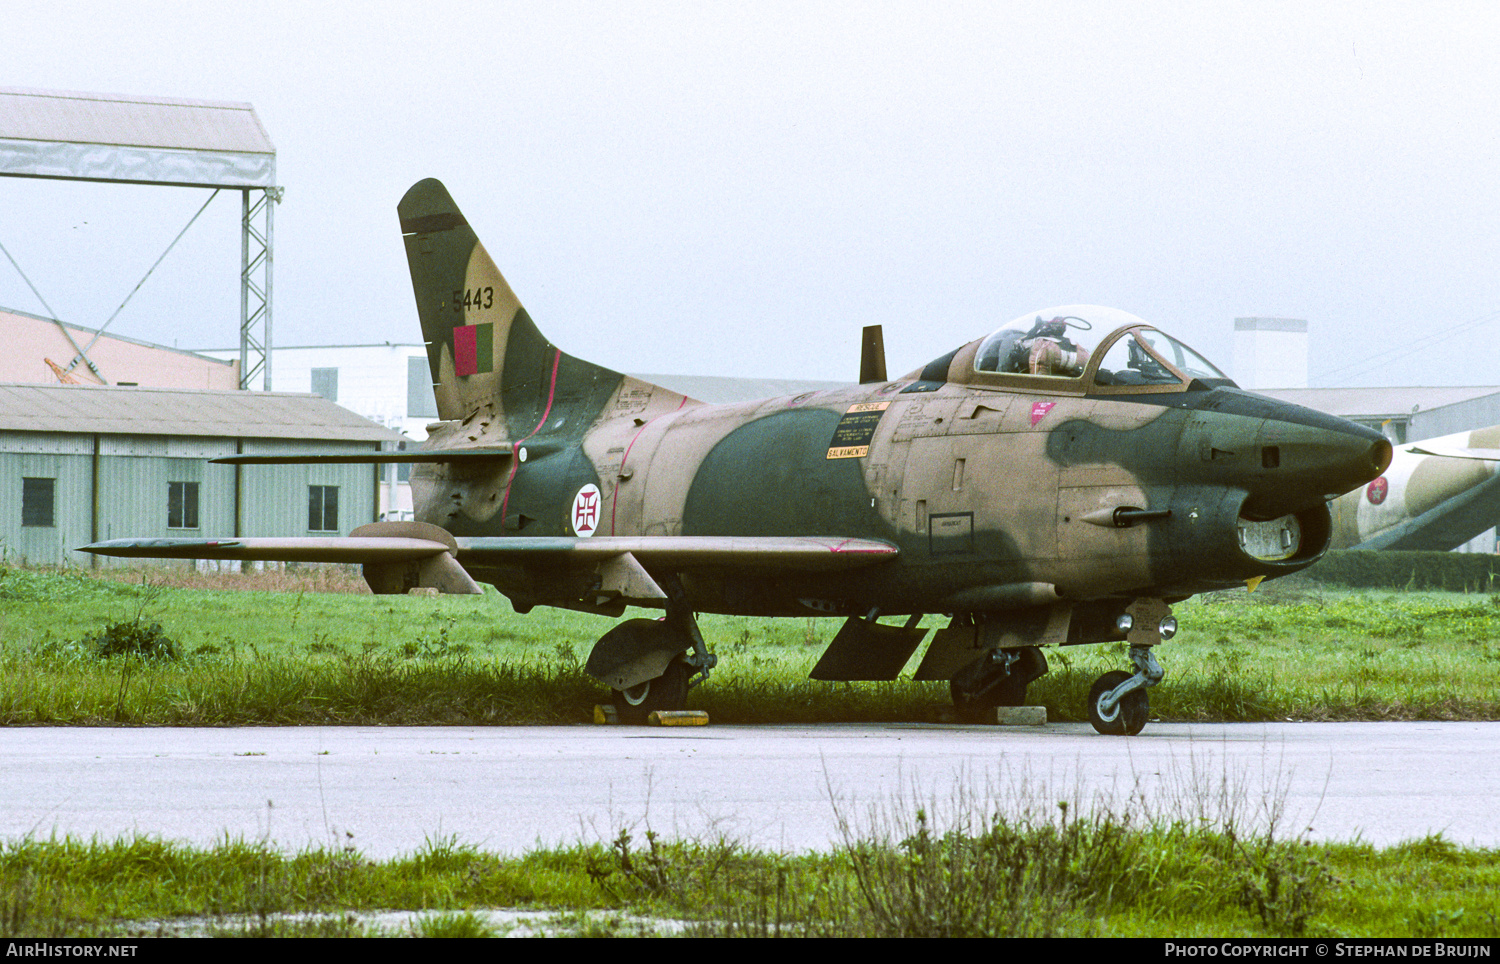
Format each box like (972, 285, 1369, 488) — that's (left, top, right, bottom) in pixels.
(610, 394, 688, 535)
(499, 349, 562, 528)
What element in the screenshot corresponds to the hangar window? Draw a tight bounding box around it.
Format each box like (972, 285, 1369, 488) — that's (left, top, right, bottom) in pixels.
(308, 485, 339, 532)
(168, 482, 200, 530)
(21, 477, 54, 528)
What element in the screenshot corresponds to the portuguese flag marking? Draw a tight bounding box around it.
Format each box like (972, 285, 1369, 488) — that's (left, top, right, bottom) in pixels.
(453, 323, 493, 376)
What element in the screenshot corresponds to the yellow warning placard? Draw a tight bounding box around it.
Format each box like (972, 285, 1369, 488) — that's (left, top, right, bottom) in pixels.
(826, 401, 890, 459)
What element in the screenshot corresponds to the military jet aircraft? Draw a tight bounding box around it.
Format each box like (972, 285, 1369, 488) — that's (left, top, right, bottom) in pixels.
(1329, 425, 1500, 552)
(83, 178, 1392, 734)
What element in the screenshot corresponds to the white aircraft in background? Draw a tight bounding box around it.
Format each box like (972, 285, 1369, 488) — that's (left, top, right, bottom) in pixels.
(1331, 424, 1500, 551)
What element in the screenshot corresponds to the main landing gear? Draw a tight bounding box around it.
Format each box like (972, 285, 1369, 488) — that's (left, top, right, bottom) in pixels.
(611, 646, 692, 724)
(583, 575, 716, 724)
(943, 598, 1174, 734)
(949, 646, 1049, 722)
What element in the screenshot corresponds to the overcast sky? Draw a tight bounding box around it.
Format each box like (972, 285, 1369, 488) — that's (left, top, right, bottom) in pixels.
(2, 1, 1498, 387)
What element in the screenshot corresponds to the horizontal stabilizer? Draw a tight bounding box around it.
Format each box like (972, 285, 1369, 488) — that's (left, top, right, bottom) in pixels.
(82, 522, 484, 595)
(211, 446, 514, 465)
(455, 535, 898, 570)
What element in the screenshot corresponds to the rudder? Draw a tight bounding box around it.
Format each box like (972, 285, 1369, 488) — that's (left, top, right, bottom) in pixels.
(398, 178, 623, 433)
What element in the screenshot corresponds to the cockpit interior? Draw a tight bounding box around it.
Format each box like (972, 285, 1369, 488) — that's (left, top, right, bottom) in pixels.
(967, 305, 1229, 392)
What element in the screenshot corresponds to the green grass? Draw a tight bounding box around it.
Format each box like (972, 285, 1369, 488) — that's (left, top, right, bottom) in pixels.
(3, 565, 1499, 937)
(2, 564, 1499, 725)
(3, 802, 1497, 937)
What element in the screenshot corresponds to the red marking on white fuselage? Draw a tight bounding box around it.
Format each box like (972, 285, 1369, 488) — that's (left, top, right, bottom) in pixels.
(572, 484, 601, 537)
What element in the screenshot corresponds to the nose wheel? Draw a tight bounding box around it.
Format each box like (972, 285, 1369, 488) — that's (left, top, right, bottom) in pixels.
(1086, 644, 1163, 736)
(1087, 669, 1149, 735)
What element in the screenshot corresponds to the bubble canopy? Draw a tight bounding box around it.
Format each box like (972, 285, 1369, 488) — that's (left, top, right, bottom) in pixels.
(971, 305, 1228, 391)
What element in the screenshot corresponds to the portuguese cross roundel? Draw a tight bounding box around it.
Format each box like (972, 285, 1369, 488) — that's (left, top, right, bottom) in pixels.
(571, 484, 602, 537)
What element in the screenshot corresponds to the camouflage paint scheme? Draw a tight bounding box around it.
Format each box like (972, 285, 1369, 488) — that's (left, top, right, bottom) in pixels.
(84, 178, 1394, 733)
(1330, 425, 1500, 551)
(397, 179, 1385, 615)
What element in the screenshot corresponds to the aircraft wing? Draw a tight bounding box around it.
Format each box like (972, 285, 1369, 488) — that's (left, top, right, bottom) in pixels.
(1404, 445, 1500, 463)
(81, 533, 896, 569)
(454, 535, 899, 571)
(78, 528, 898, 602)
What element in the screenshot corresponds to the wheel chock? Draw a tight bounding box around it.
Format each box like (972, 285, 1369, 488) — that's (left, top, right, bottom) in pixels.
(994, 706, 1047, 726)
(593, 704, 620, 724)
(647, 710, 710, 727)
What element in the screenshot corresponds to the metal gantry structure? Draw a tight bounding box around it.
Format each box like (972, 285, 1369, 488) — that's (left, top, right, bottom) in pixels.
(0, 87, 280, 390)
(240, 185, 283, 390)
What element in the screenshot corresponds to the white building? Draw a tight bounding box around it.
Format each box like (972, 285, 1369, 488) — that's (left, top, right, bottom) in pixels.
(1232, 317, 1309, 390)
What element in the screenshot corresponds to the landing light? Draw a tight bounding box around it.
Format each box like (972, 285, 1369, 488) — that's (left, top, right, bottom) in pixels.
(1159, 616, 1178, 640)
(1116, 614, 1134, 633)
(1237, 514, 1302, 561)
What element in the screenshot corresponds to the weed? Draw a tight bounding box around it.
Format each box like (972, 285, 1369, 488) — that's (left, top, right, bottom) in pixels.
(409, 834, 480, 876)
(1406, 906, 1466, 937)
(413, 910, 498, 938)
(588, 828, 679, 900)
(1230, 837, 1335, 935)
(0, 869, 71, 938)
(586, 825, 752, 914)
(828, 790, 1140, 938)
(84, 620, 179, 660)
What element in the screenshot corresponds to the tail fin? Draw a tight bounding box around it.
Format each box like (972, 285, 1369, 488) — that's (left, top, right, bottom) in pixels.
(398, 178, 625, 438)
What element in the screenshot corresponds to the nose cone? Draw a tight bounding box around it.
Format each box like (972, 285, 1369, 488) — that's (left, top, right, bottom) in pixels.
(1241, 408, 1392, 520)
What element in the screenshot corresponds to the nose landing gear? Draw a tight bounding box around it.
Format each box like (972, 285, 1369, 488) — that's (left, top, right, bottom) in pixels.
(1087, 644, 1164, 736)
(1086, 597, 1172, 735)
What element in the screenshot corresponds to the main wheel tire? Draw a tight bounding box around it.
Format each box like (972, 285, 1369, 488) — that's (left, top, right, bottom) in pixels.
(612, 655, 690, 724)
(1087, 669, 1149, 736)
(951, 674, 1027, 722)
(950, 647, 1048, 723)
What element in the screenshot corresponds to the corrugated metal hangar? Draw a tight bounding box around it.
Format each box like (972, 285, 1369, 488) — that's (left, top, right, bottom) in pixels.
(0, 383, 402, 567)
(0, 86, 407, 567)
